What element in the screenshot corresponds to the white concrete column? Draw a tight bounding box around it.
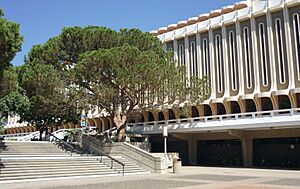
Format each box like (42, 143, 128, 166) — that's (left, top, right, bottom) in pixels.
(283, 6, 295, 89)
(267, 11, 277, 91)
(222, 24, 230, 97)
(236, 21, 244, 95)
(174, 39, 179, 66)
(188, 139, 198, 165)
(241, 137, 253, 167)
(251, 16, 260, 93)
(185, 36, 191, 78)
(196, 33, 202, 78)
(209, 29, 216, 99)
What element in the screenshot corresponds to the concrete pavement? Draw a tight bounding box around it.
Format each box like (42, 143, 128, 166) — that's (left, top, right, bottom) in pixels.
(1, 166, 299, 189)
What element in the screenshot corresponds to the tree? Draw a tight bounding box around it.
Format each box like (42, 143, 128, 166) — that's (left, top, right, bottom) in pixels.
(0, 91, 30, 120)
(19, 62, 74, 139)
(0, 66, 19, 99)
(24, 26, 209, 141)
(73, 34, 209, 141)
(0, 9, 23, 78)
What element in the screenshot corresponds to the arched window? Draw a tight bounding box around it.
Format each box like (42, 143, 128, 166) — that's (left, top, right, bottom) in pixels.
(202, 38, 209, 76)
(259, 23, 268, 86)
(215, 35, 223, 93)
(190, 41, 198, 76)
(243, 27, 252, 88)
(293, 14, 300, 80)
(229, 31, 237, 91)
(275, 18, 285, 84)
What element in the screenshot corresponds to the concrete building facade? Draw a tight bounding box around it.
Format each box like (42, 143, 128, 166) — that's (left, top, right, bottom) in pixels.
(127, 0, 300, 169)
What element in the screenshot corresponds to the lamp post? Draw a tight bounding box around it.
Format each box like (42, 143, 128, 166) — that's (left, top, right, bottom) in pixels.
(163, 126, 168, 170)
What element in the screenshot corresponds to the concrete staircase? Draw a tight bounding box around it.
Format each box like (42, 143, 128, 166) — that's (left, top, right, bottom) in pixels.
(0, 141, 149, 183)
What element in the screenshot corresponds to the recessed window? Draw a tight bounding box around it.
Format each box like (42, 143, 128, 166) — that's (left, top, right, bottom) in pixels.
(229, 31, 237, 91)
(178, 44, 185, 66)
(243, 27, 252, 89)
(202, 38, 209, 77)
(275, 18, 285, 84)
(259, 23, 268, 86)
(293, 14, 300, 81)
(215, 35, 223, 93)
(190, 41, 198, 76)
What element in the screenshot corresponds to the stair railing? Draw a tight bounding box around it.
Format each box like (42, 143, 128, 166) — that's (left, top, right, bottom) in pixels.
(48, 133, 75, 156)
(89, 145, 125, 175)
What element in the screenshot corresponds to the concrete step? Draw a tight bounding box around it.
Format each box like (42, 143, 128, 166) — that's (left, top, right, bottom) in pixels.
(1, 161, 104, 168)
(0, 141, 150, 182)
(0, 170, 119, 182)
(0, 164, 108, 171)
(0, 165, 111, 175)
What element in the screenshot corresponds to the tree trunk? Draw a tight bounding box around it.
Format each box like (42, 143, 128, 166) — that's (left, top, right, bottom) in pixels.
(113, 114, 127, 142)
(39, 126, 46, 141)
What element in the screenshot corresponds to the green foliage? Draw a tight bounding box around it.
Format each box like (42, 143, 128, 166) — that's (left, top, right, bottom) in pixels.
(0, 66, 19, 98)
(0, 10, 23, 75)
(0, 91, 30, 120)
(19, 62, 72, 127)
(22, 26, 209, 134)
(73, 29, 209, 117)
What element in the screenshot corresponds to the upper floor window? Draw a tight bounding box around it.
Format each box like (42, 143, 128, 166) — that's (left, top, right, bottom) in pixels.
(178, 44, 185, 66)
(243, 27, 252, 89)
(229, 31, 237, 91)
(215, 35, 223, 93)
(275, 18, 285, 84)
(190, 41, 198, 76)
(259, 23, 268, 86)
(202, 38, 209, 77)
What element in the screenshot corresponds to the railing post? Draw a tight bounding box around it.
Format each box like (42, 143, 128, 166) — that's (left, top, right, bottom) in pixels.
(122, 165, 125, 175)
(290, 109, 294, 116)
(111, 159, 113, 169)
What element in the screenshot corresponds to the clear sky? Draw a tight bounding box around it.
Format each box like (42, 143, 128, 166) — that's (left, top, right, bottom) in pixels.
(1, 0, 237, 66)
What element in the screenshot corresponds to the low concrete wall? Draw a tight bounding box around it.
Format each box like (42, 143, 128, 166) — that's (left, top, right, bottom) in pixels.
(76, 134, 165, 173)
(101, 142, 165, 174)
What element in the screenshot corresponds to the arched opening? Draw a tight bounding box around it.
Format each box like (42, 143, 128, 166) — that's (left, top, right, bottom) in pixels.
(136, 113, 145, 123)
(278, 95, 291, 109)
(102, 117, 110, 131)
(169, 109, 176, 120)
(231, 101, 241, 114)
(127, 116, 135, 123)
(148, 112, 155, 122)
(245, 99, 257, 112)
(158, 112, 164, 121)
(204, 105, 212, 116)
(88, 119, 96, 127)
(261, 97, 273, 111)
(191, 106, 199, 117)
(216, 103, 226, 115)
(296, 93, 300, 108)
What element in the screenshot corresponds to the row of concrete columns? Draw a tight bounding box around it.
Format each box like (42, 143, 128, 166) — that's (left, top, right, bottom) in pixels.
(172, 128, 300, 167)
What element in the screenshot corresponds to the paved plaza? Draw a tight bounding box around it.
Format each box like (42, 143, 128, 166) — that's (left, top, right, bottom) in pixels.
(0, 166, 299, 189)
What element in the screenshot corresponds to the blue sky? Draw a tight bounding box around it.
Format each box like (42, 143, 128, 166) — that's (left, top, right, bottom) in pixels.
(1, 0, 237, 66)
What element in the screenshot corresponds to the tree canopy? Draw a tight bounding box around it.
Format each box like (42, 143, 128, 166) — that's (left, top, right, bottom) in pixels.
(0, 8, 23, 123)
(18, 26, 209, 141)
(0, 9, 23, 76)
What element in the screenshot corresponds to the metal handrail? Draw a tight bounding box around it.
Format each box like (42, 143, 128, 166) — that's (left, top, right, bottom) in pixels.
(89, 145, 125, 175)
(48, 133, 75, 156)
